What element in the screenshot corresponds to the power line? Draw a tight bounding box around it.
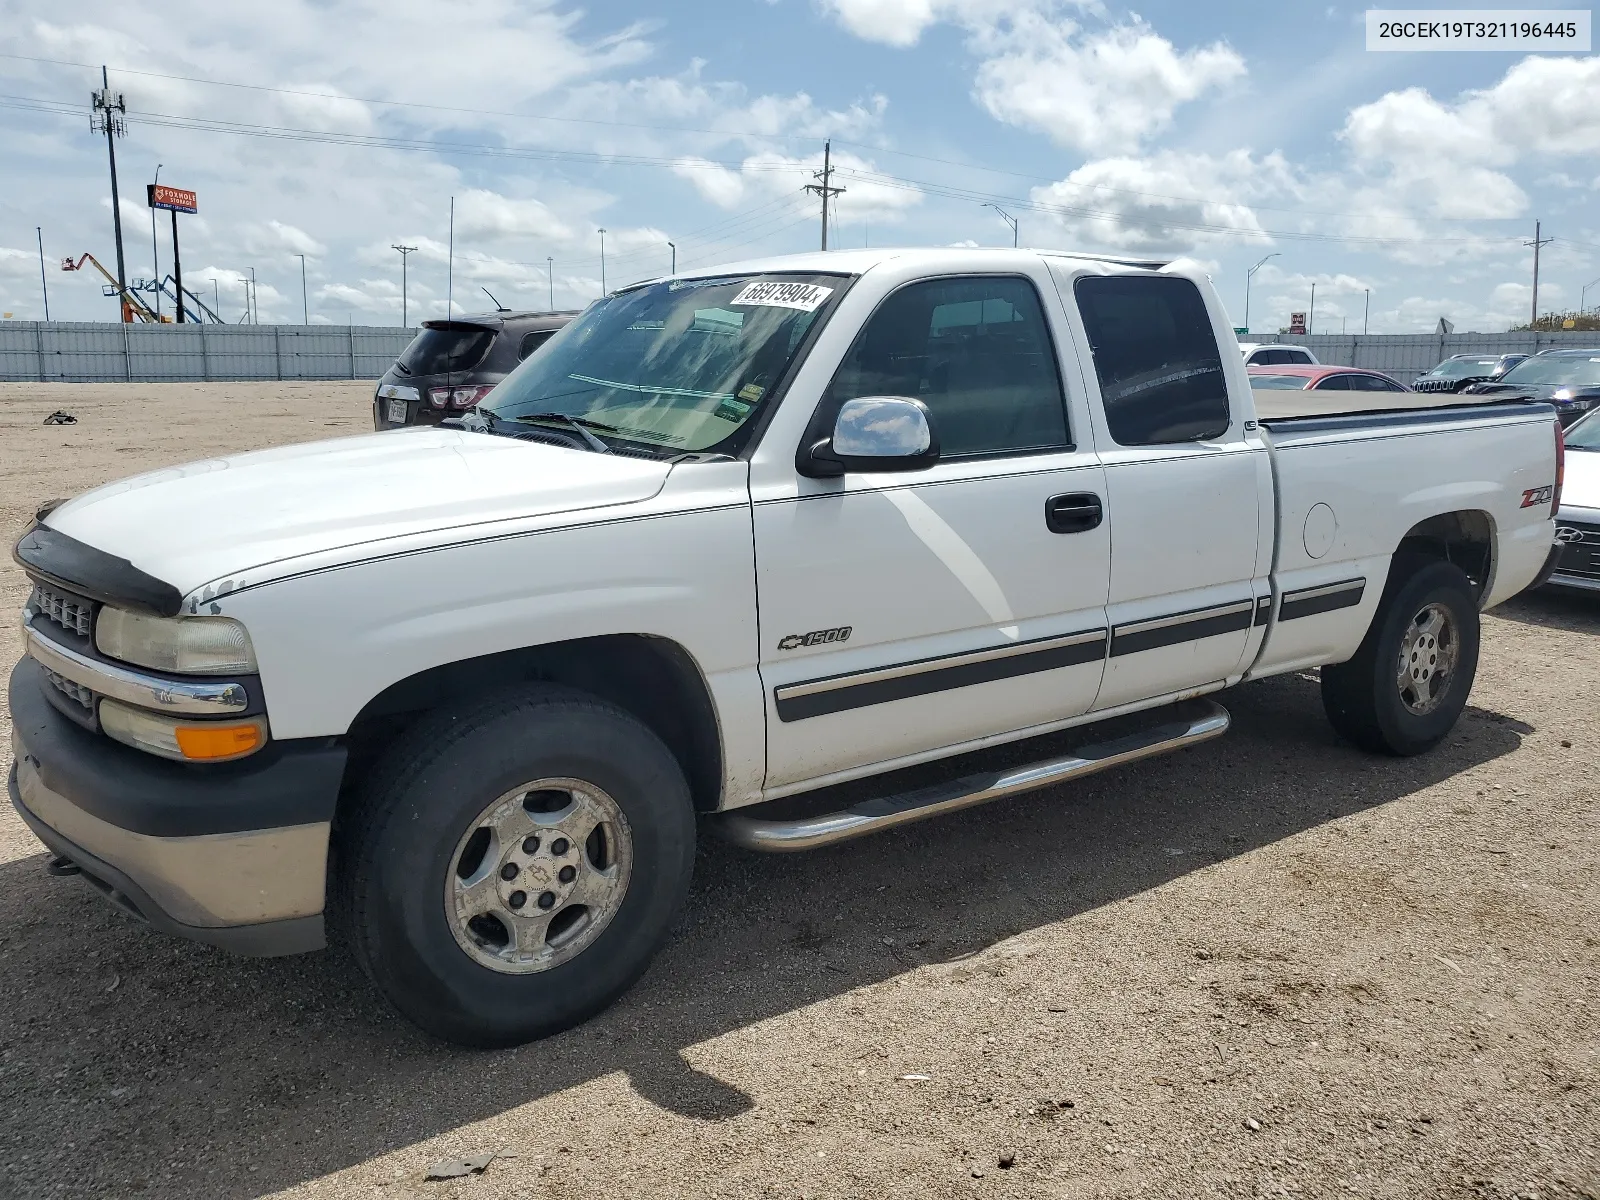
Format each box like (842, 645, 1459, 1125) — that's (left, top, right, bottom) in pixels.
(0, 51, 828, 144)
(0, 86, 1536, 253)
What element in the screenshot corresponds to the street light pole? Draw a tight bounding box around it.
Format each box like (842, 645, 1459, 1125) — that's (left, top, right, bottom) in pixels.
(547, 257, 554, 309)
(667, 240, 676, 274)
(296, 253, 308, 324)
(1244, 252, 1279, 334)
(249, 266, 258, 323)
(1364, 288, 1370, 335)
(983, 203, 1019, 247)
(149, 163, 162, 317)
(37, 227, 50, 321)
(1582, 275, 1600, 314)
(1309, 282, 1316, 336)
(598, 228, 607, 295)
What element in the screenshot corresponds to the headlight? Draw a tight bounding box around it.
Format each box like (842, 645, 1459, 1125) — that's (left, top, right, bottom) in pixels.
(95, 608, 257, 675)
(99, 699, 266, 762)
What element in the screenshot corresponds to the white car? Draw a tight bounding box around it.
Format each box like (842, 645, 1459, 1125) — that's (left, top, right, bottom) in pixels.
(10, 247, 1562, 1046)
(1549, 410, 1600, 593)
(1237, 341, 1319, 366)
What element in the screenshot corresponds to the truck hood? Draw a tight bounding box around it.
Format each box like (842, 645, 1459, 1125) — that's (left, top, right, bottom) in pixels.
(42, 429, 672, 595)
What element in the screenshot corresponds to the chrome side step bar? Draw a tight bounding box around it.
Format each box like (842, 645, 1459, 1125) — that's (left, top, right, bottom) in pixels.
(714, 699, 1230, 853)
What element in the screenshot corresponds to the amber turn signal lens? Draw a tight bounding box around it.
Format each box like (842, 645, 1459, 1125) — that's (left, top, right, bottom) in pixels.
(175, 721, 265, 761)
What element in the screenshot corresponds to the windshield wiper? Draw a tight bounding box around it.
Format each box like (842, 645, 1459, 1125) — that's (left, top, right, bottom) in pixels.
(515, 411, 613, 454)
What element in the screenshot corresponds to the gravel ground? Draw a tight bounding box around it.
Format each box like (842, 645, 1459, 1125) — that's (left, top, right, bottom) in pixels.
(0, 381, 1596, 1200)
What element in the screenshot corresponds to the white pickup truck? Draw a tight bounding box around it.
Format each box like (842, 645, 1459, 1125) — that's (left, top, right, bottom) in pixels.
(9, 248, 1564, 1046)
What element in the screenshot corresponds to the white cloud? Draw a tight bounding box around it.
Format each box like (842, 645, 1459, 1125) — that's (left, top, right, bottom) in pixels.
(1339, 56, 1600, 221)
(1028, 150, 1286, 251)
(453, 190, 574, 244)
(818, 0, 1051, 48)
(974, 16, 1245, 154)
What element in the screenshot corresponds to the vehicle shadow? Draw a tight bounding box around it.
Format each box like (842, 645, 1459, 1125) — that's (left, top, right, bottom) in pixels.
(0, 671, 1530, 1199)
(1490, 587, 1600, 633)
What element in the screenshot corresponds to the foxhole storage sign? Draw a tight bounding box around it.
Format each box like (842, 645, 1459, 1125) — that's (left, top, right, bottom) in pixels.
(147, 184, 198, 213)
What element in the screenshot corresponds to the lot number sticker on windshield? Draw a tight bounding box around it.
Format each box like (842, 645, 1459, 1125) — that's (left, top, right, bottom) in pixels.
(730, 281, 834, 311)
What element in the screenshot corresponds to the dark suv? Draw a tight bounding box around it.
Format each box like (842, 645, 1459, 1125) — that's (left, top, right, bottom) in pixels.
(1412, 352, 1527, 393)
(373, 310, 578, 429)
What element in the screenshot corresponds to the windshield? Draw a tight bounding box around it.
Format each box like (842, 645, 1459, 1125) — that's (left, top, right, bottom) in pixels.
(1425, 358, 1500, 379)
(1568, 409, 1600, 450)
(480, 274, 843, 453)
(397, 324, 495, 376)
(1248, 374, 1311, 390)
(1497, 354, 1600, 387)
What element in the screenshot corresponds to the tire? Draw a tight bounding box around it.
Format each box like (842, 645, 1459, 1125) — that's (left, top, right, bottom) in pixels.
(334, 684, 696, 1048)
(1320, 556, 1480, 757)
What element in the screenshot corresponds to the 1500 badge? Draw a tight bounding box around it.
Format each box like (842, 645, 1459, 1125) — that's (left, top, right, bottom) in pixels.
(777, 626, 852, 651)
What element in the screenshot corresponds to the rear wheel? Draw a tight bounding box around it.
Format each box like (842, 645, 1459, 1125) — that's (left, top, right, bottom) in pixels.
(1320, 557, 1480, 756)
(335, 685, 695, 1047)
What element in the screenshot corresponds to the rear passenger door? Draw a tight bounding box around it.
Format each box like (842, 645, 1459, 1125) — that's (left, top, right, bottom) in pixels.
(1052, 268, 1271, 712)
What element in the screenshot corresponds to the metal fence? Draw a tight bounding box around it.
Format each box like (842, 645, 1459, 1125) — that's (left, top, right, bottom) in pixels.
(1265, 331, 1600, 377)
(5, 320, 1599, 386)
(0, 321, 415, 383)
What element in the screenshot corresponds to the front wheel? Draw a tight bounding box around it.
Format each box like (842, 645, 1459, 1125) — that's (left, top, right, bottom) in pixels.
(1320, 557, 1481, 756)
(334, 685, 696, 1047)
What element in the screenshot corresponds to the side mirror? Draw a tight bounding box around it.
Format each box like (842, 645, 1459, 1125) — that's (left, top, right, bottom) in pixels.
(799, 396, 940, 478)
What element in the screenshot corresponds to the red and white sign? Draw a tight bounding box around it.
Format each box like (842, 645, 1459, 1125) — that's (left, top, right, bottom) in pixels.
(148, 184, 198, 214)
(1288, 311, 1307, 335)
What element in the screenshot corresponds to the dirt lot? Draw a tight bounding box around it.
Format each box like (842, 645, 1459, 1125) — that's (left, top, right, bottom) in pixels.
(0, 381, 1597, 1200)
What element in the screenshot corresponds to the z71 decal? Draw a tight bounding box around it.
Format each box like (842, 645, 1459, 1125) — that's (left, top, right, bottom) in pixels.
(777, 626, 852, 651)
(1521, 485, 1554, 508)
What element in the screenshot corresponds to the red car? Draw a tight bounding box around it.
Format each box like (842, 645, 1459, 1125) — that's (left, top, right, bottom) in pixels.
(1247, 364, 1411, 393)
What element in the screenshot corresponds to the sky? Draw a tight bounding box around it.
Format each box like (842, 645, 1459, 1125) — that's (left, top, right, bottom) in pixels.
(1, 0, 1598, 333)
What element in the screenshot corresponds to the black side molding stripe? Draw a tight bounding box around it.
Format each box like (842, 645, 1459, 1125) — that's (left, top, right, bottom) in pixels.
(1253, 595, 1273, 626)
(1110, 600, 1254, 658)
(774, 630, 1107, 722)
(1279, 578, 1366, 622)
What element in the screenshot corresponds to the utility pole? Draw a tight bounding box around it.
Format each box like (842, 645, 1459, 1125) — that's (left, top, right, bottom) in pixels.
(296, 254, 308, 324)
(1309, 282, 1316, 336)
(447, 196, 455, 318)
(667, 240, 676, 274)
(92, 66, 130, 320)
(211, 277, 219, 316)
(392, 244, 416, 326)
(37, 227, 50, 321)
(1525, 220, 1554, 327)
(1244, 252, 1279, 334)
(547, 257, 554, 309)
(248, 266, 258, 323)
(984, 203, 1019, 247)
(804, 140, 846, 251)
(598, 228, 607, 294)
(1364, 288, 1370, 335)
(149, 163, 162, 317)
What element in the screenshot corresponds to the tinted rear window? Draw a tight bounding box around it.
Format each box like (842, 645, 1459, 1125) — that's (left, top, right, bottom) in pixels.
(397, 326, 495, 376)
(1248, 374, 1311, 390)
(1075, 275, 1230, 445)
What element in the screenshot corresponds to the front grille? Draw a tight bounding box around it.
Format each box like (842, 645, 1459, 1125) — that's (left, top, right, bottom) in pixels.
(33, 583, 95, 637)
(1414, 377, 1470, 393)
(43, 666, 94, 711)
(1555, 521, 1600, 581)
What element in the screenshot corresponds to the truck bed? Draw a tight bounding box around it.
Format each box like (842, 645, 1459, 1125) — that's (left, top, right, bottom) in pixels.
(1250, 388, 1523, 422)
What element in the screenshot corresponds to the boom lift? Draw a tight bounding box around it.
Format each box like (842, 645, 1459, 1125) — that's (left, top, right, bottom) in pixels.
(61, 253, 167, 323)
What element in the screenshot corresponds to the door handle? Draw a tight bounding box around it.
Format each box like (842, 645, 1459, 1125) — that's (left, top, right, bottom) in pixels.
(1045, 492, 1103, 534)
